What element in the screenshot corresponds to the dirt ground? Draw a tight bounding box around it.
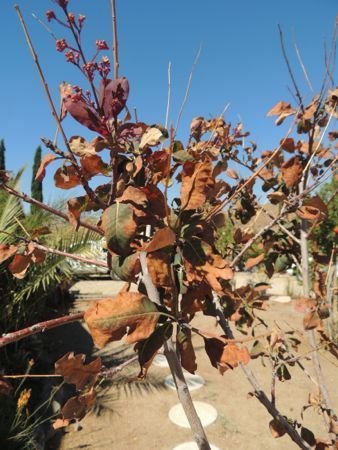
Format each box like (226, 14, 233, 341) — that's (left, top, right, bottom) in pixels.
(46, 280, 337, 450)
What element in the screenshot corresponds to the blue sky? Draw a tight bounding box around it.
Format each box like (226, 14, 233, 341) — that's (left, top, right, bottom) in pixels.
(0, 0, 337, 203)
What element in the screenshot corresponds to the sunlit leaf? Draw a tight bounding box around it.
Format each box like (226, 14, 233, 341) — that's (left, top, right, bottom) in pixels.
(84, 292, 160, 348)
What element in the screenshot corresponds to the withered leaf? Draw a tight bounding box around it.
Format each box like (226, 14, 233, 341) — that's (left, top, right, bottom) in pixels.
(84, 292, 160, 348)
(204, 338, 250, 375)
(140, 127, 167, 149)
(303, 311, 321, 330)
(8, 254, 31, 279)
(101, 203, 138, 256)
(54, 352, 102, 390)
(280, 137, 296, 153)
(68, 196, 97, 229)
(110, 253, 140, 282)
(147, 251, 172, 287)
(184, 240, 233, 293)
(269, 419, 286, 438)
(35, 154, 57, 182)
(244, 253, 265, 270)
(52, 418, 70, 430)
(0, 243, 17, 264)
(135, 323, 173, 379)
(61, 389, 96, 421)
(69, 136, 108, 156)
(180, 158, 214, 210)
(54, 165, 82, 189)
(145, 227, 176, 253)
(81, 155, 109, 176)
(99, 77, 129, 119)
(281, 156, 303, 188)
(297, 196, 328, 222)
(225, 168, 239, 180)
(177, 329, 197, 374)
(267, 191, 286, 204)
(267, 101, 296, 125)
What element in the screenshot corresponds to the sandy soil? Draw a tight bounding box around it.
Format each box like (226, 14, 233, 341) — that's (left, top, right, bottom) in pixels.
(46, 280, 337, 450)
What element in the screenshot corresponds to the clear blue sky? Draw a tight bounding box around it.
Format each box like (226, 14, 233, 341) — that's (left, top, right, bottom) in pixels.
(0, 0, 337, 202)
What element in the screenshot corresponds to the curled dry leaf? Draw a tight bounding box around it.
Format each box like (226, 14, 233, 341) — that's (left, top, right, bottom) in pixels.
(267, 191, 287, 204)
(135, 323, 173, 379)
(269, 419, 286, 438)
(67, 196, 96, 229)
(147, 251, 172, 287)
(177, 329, 197, 374)
(110, 253, 140, 282)
(54, 352, 102, 390)
(145, 227, 176, 253)
(69, 136, 108, 156)
(0, 243, 18, 264)
(140, 127, 167, 149)
(54, 165, 82, 189)
(244, 253, 265, 270)
(180, 158, 214, 210)
(204, 338, 250, 374)
(280, 137, 296, 153)
(267, 101, 296, 126)
(8, 254, 31, 279)
(184, 240, 233, 294)
(281, 156, 303, 188)
(81, 154, 109, 176)
(226, 168, 239, 180)
(35, 154, 57, 182)
(61, 389, 96, 421)
(296, 196, 328, 222)
(84, 292, 160, 348)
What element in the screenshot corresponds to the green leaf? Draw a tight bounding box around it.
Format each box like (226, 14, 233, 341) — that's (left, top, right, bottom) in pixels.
(101, 203, 137, 256)
(110, 253, 140, 281)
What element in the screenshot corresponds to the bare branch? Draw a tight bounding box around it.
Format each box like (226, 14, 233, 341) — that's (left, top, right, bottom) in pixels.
(0, 313, 84, 348)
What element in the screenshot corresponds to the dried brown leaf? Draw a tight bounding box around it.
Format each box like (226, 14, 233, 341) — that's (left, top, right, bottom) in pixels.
(54, 352, 101, 390)
(145, 227, 176, 253)
(204, 338, 250, 374)
(0, 243, 17, 264)
(35, 154, 57, 182)
(84, 292, 159, 348)
(281, 156, 303, 188)
(244, 253, 265, 270)
(180, 158, 214, 210)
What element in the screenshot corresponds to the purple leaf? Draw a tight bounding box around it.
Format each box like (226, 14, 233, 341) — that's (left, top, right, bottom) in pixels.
(99, 77, 129, 119)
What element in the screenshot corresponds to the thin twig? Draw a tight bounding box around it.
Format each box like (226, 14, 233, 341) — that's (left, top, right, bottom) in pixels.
(2, 232, 108, 268)
(165, 61, 172, 130)
(1, 184, 103, 236)
(294, 41, 314, 93)
(15, 5, 105, 209)
(111, 0, 119, 79)
(278, 25, 304, 111)
(174, 45, 202, 138)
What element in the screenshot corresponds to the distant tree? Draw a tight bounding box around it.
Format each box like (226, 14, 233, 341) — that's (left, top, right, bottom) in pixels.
(31, 146, 43, 213)
(313, 177, 338, 255)
(0, 139, 6, 171)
